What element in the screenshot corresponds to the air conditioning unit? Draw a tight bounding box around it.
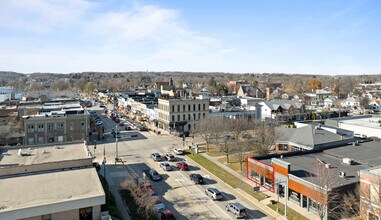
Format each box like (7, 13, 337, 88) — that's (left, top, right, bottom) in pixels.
(339, 171, 346, 178)
(343, 158, 354, 165)
(325, 163, 331, 169)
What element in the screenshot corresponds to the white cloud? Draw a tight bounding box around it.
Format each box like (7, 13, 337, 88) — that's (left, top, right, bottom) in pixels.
(0, 0, 95, 33)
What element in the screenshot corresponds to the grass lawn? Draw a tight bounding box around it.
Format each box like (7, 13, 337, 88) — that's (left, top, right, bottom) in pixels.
(268, 203, 309, 220)
(184, 150, 267, 201)
(217, 152, 258, 174)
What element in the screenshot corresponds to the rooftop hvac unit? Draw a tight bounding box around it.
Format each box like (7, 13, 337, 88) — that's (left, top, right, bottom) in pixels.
(343, 158, 354, 165)
(325, 163, 331, 169)
(339, 171, 346, 178)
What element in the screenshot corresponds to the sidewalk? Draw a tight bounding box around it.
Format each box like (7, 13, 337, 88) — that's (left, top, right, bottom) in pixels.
(201, 152, 318, 220)
(98, 159, 131, 220)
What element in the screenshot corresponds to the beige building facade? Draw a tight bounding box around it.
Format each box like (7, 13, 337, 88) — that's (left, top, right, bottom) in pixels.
(158, 98, 209, 132)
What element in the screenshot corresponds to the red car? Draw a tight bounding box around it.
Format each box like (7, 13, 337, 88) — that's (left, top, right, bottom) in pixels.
(176, 162, 189, 171)
(159, 210, 176, 220)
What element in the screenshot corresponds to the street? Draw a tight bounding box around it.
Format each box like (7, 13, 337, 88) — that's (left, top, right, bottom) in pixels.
(90, 106, 273, 220)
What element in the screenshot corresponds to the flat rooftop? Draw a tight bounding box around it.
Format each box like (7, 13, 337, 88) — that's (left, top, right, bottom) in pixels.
(0, 168, 105, 213)
(0, 143, 88, 167)
(339, 117, 381, 129)
(260, 141, 381, 188)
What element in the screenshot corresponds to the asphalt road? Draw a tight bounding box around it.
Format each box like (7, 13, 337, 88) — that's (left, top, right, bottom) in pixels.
(89, 106, 273, 220)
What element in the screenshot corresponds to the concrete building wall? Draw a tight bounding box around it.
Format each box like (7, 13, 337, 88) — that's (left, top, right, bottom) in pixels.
(360, 170, 381, 220)
(20, 205, 101, 220)
(24, 114, 88, 145)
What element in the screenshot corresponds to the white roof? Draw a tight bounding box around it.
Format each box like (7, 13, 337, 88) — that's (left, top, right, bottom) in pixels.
(0, 168, 105, 219)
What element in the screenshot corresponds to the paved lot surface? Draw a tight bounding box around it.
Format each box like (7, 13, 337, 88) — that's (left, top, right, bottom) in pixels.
(90, 107, 273, 220)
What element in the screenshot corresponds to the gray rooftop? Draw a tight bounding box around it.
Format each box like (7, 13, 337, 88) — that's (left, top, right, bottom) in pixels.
(0, 143, 88, 167)
(0, 168, 105, 213)
(261, 100, 303, 110)
(261, 140, 381, 188)
(277, 125, 348, 149)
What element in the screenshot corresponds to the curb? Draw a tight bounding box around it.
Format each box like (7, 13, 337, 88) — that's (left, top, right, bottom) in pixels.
(185, 154, 283, 220)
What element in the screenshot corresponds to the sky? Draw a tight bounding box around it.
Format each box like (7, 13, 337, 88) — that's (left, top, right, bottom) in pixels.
(0, 0, 380, 75)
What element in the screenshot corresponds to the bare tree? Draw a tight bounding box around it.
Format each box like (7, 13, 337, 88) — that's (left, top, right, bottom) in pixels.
(120, 176, 157, 218)
(307, 161, 343, 220)
(254, 122, 277, 156)
(340, 187, 360, 220)
(195, 117, 221, 152)
(359, 174, 381, 219)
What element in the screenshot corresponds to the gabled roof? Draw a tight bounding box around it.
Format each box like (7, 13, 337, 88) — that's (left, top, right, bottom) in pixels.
(277, 125, 348, 149)
(261, 100, 303, 110)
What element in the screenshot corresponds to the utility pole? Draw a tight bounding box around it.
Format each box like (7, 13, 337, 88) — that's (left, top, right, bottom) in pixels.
(115, 125, 119, 163)
(102, 145, 106, 177)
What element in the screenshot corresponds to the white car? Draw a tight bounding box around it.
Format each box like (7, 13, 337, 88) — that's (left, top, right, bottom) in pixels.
(160, 162, 172, 171)
(173, 148, 183, 155)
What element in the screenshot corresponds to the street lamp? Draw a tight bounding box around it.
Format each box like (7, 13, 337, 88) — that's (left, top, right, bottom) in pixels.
(275, 179, 288, 218)
(115, 125, 119, 163)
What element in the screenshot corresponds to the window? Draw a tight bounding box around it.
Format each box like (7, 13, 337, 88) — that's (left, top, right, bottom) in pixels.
(188, 114, 191, 120)
(203, 104, 206, 110)
(183, 105, 185, 111)
(193, 104, 196, 111)
(203, 113, 205, 118)
(27, 138, 34, 145)
(49, 137, 54, 143)
(57, 123, 64, 131)
(198, 113, 201, 120)
(278, 144, 288, 151)
(198, 104, 201, 111)
(188, 124, 191, 130)
(38, 137, 44, 144)
(172, 115, 175, 122)
(193, 114, 196, 121)
(183, 114, 185, 120)
(27, 125, 34, 133)
(172, 105, 175, 112)
(177, 115, 180, 121)
(37, 124, 44, 132)
(178, 105, 180, 112)
(79, 207, 93, 220)
(188, 104, 191, 111)
(69, 122, 74, 131)
(47, 123, 54, 131)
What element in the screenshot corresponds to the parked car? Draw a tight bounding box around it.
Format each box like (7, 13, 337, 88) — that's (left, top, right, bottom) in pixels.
(150, 153, 162, 161)
(151, 197, 166, 212)
(176, 162, 189, 171)
(119, 122, 124, 126)
(178, 131, 190, 137)
(165, 153, 176, 162)
(160, 162, 172, 171)
(189, 173, 204, 184)
(148, 169, 162, 181)
(125, 126, 132, 130)
(140, 181, 155, 195)
(173, 148, 183, 155)
(205, 188, 223, 200)
(158, 210, 176, 220)
(225, 203, 246, 219)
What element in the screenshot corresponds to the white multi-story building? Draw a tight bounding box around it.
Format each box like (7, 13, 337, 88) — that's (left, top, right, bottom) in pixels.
(157, 98, 209, 132)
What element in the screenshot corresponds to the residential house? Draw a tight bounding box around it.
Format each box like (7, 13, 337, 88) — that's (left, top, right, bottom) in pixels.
(259, 100, 308, 122)
(237, 85, 265, 98)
